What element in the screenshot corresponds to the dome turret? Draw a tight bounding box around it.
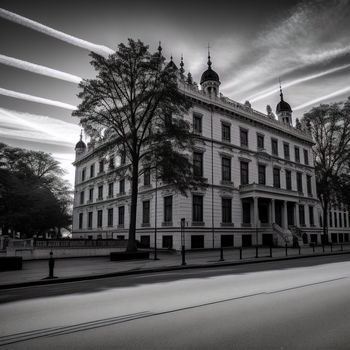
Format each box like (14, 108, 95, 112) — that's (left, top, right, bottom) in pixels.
(200, 48, 220, 96)
(75, 130, 86, 154)
(276, 83, 292, 125)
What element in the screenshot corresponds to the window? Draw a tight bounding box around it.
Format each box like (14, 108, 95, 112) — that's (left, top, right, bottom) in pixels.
(344, 212, 347, 228)
(334, 212, 338, 227)
(303, 149, 309, 165)
(242, 202, 251, 224)
(309, 206, 314, 226)
(222, 123, 231, 142)
(273, 168, 280, 188)
(82, 168, 86, 182)
(88, 212, 93, 228)
(143, 200, 150, 224)
(108, 208, 113, 227)
(144, 168, 150, 186)
(193, 152, 203, 177)
(118, 206, 125, 226)
(162, 235, 173, 249)
(286, 170, 292, 190)
(240, 129, 248, 147)
(99, 160, 104, 173)
(222, 198, 232, 223)
(89, 188, 94, 201)
(109, 157, 115, 169)
(108, 183, 114, 197)
(193, 113, 202, 134)
(164, 196, 173, 223)
(329, 211, 333, 227)
(221, 157, 231, 182)
(339, 212, 342, 227)
(299, 205, 305, 226)
(90, 164, 95, 178)
(258, 164, 266, 185)
(120, 151, 126, 165)
(240, 161, 249, 185)
(97, 210, 103, 228)
(80, 191, 85, 204)
(192, 195, 203, 222)
(98, 185, 103, 200)
(79, 213, 83, 229)
(119, 178, 125, 194)
(271, 138, 278, 156)
(295, 147, 300, 163)
(307, 175, 312, 195)
(257, 134, 264, 150)
(283, 143, 290, 160)
(297, 172, 303, 192)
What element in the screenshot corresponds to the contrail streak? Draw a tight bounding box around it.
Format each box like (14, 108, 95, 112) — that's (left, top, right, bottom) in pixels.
(248, 64, 350, 102)
(293, 86, 350, 111)
(0, 54, 82, 84)
(0, 8, 114, 57)
(0, 87, 77, 110)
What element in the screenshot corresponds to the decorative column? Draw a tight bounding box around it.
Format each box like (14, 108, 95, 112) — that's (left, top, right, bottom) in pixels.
(254, 197, 259, 227)
(271, 199, 275, 225)
(283, 201, 288, 229)
(295, 203, 300, 227)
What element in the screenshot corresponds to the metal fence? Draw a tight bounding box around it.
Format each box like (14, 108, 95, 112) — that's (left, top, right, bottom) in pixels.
(33, 239, 127, 249)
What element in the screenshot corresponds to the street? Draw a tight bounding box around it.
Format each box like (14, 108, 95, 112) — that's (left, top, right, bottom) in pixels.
(1, 255, 350, 349)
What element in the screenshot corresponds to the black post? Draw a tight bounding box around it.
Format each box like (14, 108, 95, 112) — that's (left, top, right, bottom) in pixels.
(298, 246, 301, 255)
(219, 247, 224, 261)
(255, 245, 259, 258)
(341, 243, 343, 251)
(181, 245, 186, 266)
(154, 166, 159, 260)
(312, 243, 315, 253)
(269, 245, 272, 258)
(48, 251, 55, 279)
(322, 244, 325, 253)
(239, 247, 242, 260)
(330, 243, 333, 252)
(285, 243, 288, 257)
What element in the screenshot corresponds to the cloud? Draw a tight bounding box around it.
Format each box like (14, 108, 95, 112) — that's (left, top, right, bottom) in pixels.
(0, 87, 77, 110)
(293, 86, 350, 111)
(0, 54, 82, 83)
(0, 7, 114, 57)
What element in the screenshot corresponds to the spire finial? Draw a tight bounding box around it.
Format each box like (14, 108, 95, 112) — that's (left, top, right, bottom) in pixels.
(180, 54, 185, 76)
(80, 129, 83, 141)
(279, 78, 284, 101)
(158, 41, 162, 55)
(207, 43, 212, 69)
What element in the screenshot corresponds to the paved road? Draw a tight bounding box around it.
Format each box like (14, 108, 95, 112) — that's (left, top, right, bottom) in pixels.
(1, 255, 350, 349)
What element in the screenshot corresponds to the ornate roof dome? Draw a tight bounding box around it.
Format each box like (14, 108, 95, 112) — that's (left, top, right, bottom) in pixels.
(276, 88, 292, 113)
(200, 54, 220, 85)
(75, 131, 86, 150)
(166, 56, 178, 71)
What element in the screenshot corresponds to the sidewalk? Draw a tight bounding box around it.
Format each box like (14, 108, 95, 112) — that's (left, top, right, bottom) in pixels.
(0, 245, 349, 289)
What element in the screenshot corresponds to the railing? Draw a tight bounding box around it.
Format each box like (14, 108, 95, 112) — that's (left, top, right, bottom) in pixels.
(34, 239, 127, 248)
(272, 223, 291, 244)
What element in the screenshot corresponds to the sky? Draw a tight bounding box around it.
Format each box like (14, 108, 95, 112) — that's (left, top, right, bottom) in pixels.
(1, 0, 350, 185)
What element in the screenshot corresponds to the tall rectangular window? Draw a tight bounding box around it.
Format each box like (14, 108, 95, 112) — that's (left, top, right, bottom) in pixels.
(283, 143, 290, 160)
(297, 172, 303, 192)
(120, 151, 126, 165)
(99, 160, 104, 173)
(144, 168, 150, 186)
(193, 113, 202, 134)
(143, 200, 150, 224)
(299, 205, 305, 226)
(89, 188, 94, 201)
(273, 168, 280, 188)
(109, 156, 115, 169)
(240, 129, 248, 147)
(339, 212, 343, 227)
(303, 149, 309, 165)
(257, 134, 264, 150)
(344, 212, 347, 228)
(90, 164, 95, 178)
(118, 206, 125, 226)
(192, 195, 203, 222)
(334, 212, 338, 227)
(222, 123, 231, 142)
(307, 175, 312, 195)
(119, 178, 125, 194)
(88, 212, 93, 228)
(309, 206, 314, 226)
(286, 170, 292, 190)
(222, 157, 231, 181)
(164, 196, 173, 223)
(329, 211, 333, 227)
(97, 210, 103, 228)
(271, 138, 278, 156)
(258, 164, 266, 185)
(222, 198, 232, 223)
(82, 168, 86, 182)
(193, 152, 203, 177)
(108, 208, 113, 227)
(79, 213, 83, 229)
(240, 161, 249, 185)
(108, 183, 114, 197)
(242, 202, 251, 224)
(80, 191, 85, 204)
(295, 147, 300, 163)
(98, 185, 103, 200)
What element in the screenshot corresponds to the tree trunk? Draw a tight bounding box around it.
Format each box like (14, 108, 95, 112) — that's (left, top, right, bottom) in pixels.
(127, 159, 139, 252)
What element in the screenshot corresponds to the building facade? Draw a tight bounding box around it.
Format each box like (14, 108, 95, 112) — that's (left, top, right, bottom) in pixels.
(72, 54, 350, 249)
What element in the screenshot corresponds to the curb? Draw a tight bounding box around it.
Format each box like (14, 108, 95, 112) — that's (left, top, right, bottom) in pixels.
(1, 250, 350, 290)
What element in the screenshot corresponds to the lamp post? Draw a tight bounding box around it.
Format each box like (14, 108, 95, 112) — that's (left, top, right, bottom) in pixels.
(154, 165, 159, 260)
(181, 218, 186, 265)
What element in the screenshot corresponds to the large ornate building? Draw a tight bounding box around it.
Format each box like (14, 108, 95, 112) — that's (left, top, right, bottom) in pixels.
(72, 53, 350, 249)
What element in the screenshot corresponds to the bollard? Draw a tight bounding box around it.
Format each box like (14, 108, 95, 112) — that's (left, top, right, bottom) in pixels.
(331, 243, 333, 252)
(48, 251, 55, 279)
(285, 243, 288, 257)
(298, 246, 301, 255)
(341, 243, 343, 251)
(181, 245, 186, 266)
(322, 244, 325, 253)
(255, 246, 259, 258)
(239, 247, 242, 260)
(312, 244, 315, 253)
(269, 245, 272, 258)
(219, 247, 224, 261)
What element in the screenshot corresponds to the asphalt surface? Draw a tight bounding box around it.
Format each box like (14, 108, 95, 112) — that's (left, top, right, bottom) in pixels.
(1, 254, 350, 349)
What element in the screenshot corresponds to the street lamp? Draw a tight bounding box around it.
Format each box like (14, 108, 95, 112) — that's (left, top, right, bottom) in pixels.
(154, 165, 159, 260)
(181, 218, 186, 265)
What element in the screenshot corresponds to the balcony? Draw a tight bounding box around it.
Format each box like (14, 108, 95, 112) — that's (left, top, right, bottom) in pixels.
(239, 183, 300, 199)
